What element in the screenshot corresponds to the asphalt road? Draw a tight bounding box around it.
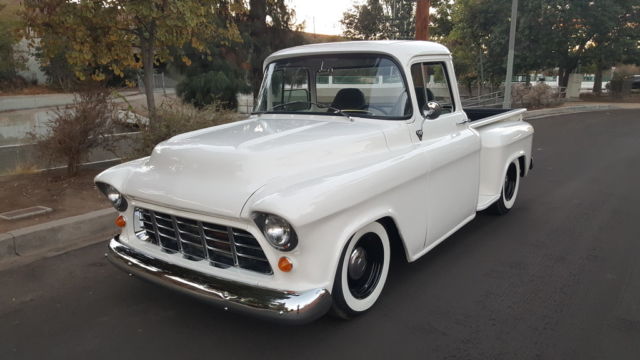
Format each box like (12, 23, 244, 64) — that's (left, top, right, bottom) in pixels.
(1, 109, 639, 359)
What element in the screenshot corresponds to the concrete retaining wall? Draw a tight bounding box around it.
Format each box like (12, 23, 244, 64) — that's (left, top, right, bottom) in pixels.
(0, 132, 140, 175)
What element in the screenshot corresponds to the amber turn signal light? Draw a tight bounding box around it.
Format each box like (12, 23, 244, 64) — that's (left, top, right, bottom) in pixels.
(278, 257, 293, 272)
(115, 215, 126, 228)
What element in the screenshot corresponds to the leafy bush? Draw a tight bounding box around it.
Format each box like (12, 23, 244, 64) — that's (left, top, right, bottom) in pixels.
(40, 51, 77, 91)
(0, 17, 26, 91)
(30, 85, 118, 176)
(177, 70, 243, 109)
(135, 99, 243, 157)
(511, 83, 561, 109)
(607, 70, 633, 95)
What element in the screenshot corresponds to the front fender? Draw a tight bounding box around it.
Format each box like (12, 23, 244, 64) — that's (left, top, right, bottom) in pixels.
(94, 157, 150, 193)
(241, 148, 431, 291)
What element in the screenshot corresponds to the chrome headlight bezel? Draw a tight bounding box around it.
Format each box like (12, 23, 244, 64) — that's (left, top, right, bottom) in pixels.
(252, 212, 298, 252)
(96, 182, 128, 212)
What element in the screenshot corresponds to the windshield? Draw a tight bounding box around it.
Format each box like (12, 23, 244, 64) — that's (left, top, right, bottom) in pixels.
(254, 54, 412, 119)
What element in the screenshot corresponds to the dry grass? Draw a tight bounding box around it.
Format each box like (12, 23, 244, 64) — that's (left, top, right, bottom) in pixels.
(0, 85, 61, 96)
(3, 164, 39, 176)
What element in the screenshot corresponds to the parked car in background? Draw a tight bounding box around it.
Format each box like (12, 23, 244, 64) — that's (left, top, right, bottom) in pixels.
(97, 41, 534, 323)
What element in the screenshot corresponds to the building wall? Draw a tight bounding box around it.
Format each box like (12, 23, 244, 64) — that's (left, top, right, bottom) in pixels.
(15, 38, 47, 85)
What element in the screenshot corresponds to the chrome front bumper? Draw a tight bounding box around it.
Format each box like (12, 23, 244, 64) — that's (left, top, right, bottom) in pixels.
(107, 236, 332, 324)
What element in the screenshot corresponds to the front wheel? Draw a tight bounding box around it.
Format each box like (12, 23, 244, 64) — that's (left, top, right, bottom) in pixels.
(490, 159, 521, 215)
(330, 222, 390, 319)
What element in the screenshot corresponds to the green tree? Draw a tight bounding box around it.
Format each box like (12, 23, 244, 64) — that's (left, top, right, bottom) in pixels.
(341, 0, 389, 40)
(0, 1, 25, 88)
(444, 0, 640, 90)
(581, 0, 640, 93)
(248, 0, 305, 96)
(341, 0, 421, 40)
(22, 0, 240, 121)
(176, 47, 250, 109)
(172, 1, 249, 108)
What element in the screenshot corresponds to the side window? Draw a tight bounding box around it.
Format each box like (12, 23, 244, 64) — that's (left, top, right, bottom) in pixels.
(410, 62, 455, 114)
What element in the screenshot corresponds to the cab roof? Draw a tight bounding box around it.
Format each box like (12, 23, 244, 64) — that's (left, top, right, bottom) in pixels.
(263, 40, 451, 70)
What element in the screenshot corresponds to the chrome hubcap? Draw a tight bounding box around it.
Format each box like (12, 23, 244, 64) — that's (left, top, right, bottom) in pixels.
(348, 247, 367, 280)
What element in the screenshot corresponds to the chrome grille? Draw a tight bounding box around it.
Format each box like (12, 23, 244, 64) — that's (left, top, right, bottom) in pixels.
(135, 207, 272, 274)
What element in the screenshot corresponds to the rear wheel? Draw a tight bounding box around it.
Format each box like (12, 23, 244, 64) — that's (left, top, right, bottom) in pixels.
(490, 159, 520, 215)
(330, 222, 390, 319)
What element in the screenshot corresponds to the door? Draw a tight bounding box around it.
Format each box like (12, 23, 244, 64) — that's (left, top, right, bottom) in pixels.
(410, 61, 480, 248)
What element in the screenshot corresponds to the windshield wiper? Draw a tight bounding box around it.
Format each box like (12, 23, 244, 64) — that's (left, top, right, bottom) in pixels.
(271, 101, 353, 121)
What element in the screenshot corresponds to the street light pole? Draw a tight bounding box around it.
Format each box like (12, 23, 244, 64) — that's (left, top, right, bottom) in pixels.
(503, 0, 518, 109)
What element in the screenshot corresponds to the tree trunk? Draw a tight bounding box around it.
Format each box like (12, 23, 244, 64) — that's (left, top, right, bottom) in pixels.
(558, 68, 571, 89)
(67, 155, 79, 177)
(249, 0, 267, 97)
(415, 0, 430, 40)
(593, 61, 603, 95)
(141, 39, 156, 122)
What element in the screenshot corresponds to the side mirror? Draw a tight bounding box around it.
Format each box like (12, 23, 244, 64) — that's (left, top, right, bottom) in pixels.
(423, 101, 442, 120)
(416, 101, 442, 141)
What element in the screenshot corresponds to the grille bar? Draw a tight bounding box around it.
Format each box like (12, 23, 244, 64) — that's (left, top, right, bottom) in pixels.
(135, 207, 272, 275)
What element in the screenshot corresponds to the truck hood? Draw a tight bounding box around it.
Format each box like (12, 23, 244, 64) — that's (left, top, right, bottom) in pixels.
(124, 116, 391, 218)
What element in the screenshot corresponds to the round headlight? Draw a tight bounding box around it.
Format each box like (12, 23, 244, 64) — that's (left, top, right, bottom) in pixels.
(96, 182, 128, 212)
(253, 213, 298, 251)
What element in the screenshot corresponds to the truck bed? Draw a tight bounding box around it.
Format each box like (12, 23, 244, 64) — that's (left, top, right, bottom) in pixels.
(465, 108, 527, 128)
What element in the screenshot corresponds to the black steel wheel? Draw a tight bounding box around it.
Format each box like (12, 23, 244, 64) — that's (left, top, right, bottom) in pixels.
(490, 160, 521, 215)
(331, 222, 390, 319)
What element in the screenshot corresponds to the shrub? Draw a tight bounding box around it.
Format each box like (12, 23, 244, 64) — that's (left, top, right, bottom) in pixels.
(30, 85, 118, 176)
(134, 99, 244, 157)
(177, 70, 244, 109)
(607, 70, 633, 96)
(0, 19, 27, 91)
(511, 82, 561, 109)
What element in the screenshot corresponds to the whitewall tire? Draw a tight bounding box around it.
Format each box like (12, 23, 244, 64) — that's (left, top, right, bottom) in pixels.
(331, 221, 390, 318)
(490, 159, 521, 215)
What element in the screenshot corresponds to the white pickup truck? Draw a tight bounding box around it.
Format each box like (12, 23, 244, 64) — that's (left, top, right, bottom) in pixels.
(99, 40, 534, 324)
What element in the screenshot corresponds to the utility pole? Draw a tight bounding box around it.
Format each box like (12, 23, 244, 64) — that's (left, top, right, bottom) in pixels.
(502, 0, 518, 108)
(415, 0, 430, 40)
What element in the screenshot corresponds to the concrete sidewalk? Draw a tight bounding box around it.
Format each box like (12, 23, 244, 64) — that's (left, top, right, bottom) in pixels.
(0, 88, 175, 112)
(524, 102, 640, 119)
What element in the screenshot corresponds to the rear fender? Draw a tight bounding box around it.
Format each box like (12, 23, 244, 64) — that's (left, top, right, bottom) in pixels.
(478, 121, 534, 197)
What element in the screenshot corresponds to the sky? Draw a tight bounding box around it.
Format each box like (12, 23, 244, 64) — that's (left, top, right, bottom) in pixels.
(288, 0, 359, 36)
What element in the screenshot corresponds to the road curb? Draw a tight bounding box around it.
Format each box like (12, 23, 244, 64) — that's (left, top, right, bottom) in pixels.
(524, 104, 620, 119)
(0, 232, 16, 260)
(0, 208, 117, 267)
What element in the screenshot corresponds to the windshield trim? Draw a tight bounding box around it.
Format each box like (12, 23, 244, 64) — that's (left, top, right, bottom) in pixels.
(252, 53, 413, 121)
